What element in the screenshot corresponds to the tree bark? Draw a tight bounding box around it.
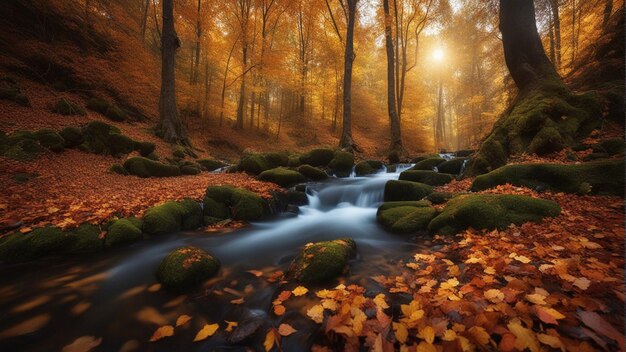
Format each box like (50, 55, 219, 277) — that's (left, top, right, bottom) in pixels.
(140, 0, 150, 39)
(339, 0, 357, 151)
(383, 0, 402, 156)
(192, 0, 202, 84)
(602, 0, 613, 28)
(548, 0, 562, 69)
(500, 0, 560, 91)
(158, 0, 186, 143)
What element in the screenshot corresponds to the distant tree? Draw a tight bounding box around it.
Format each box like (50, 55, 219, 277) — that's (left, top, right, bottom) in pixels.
(158, 0, 187, 143)
(339, 0, 358, 151)
(383, 0, 402, 159)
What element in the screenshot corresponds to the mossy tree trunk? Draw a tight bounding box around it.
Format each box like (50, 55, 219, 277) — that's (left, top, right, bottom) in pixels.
(339, 0, 358, 152)
(465, 0, 601, 176)
(383, 0, 403, 161)
(158, 0, 187, 144)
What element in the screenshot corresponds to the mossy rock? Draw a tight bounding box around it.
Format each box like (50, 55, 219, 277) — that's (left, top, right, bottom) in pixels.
(471, 160, 625, 196)
(329, 151, 355, 177)
(426, 192, 455, 205)
(52, 98, 86, 116)
(377, 201, 431, 212)
(123, 157, 181, 178)
(0, 130, 44, 161)
(0, 78, 29, 107)
(287, 191, 309, 206)
(59, 126, 83, 148)
(105, 218, 143, 248)
(377, 204, 437, 234)
(181, 165, 201, 175)
(109, 133, 135, 156)
(262, 152, 289, 168)
(428, 194, 561, 235)
(287, 238, 356, 283)
(288, 155, 302, 167)
(135, 141, 156, 157)
(156, 246, 220, 291)
(86, 97, 126, 122)
(197, 159, 226, 172)
(297, 164, 328, 181)
(455, 150, 475, 158)
(12, 172, 38, 184)
(238, 153, 270, 175)
(172, 145, 187, 158)
(33, 129, 65, 153)
(355, 160, 384, 176)
(437, 158, 467, 175)
(80, 121, 125, 155)
(466, 81, 602, 175)
(600, 138, 625, 156)
(66, 223, 103, 253)
(0, 226, 70, 263)
(258, 167, 306, 188)
(411, 157, 445, 171)
(142, 199, 203, 235)
(203, 186, 267, 221)
(399, 170, 453, 186)
(410, 154, 440, 163)
(109, 163, 127, 175)
(299, 148, 335, 167)
(384, 180, 433, 202)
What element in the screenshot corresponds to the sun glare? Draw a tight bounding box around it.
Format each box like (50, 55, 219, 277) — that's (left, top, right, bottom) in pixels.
(433, 48, 445, 62)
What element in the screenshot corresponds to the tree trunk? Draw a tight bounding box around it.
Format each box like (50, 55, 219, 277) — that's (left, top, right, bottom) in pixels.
(500, 0, 560, 91)
(548, 10, 556, 64)
(383, 0, 402, 157)
(603, 0, 613, 28)
(339, 0, 357, 151)
(192, 0, 201, 84)
(158, 0, 186, 143)
(548, 0, 562, 69)
(140, 0, 150, 39)
(235, 45, 247, 130)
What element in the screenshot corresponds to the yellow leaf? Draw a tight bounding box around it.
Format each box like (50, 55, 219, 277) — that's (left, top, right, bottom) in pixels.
(316, 289, 330, 298)
(442, 329, 457, 341)
(468, 326, 490, 345)
(321, 299, 338, 311)
(484, 289, 505, 303)
(419, 326, 435, 344)
(149, 325, 174, 342)
(393, 322, 408, 344)
(175, 315, 191, 327)
(62, 336, 102, 352)
(416, 341, 437, 352)
(483, 266, 496, 275)
(573, 277, 591, 290)
(264, 329, 277, 351)
(507, 319, 540, 352)
(514, 255, 531, 264)
(292, 286, 308, 296)
(193, 323, 219, 342)
(440, 278, 459, 290)
(273, 304, 286, 316)
(307, 304, 324, 324)
(525, 293, 547, 305)
(278, 323, 297, 336)
(225, 321, 238, 332)
(351, 308, 367, 335)
(537, 334, 563, 349)
(373, 293, 389, 309)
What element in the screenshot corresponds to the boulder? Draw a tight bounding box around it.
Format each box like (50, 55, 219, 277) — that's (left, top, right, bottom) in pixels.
(471, 160, 625, 196)
(0, 226, 71, 263)
(33, 129, 65, 152)
(399, 170, 453, 186)
(411, 157, 446, 171)
(66, 223, 104, 253)
(299, 148, 335, 167)
(297, 164, 328, 180)
(329, 151, 355, 177)
(428, 194, 561, 235)
(287, 238, 356, 283)
(52, 98, 85, 116)
(384, 180, 433, 202)
(142, 199, 203, 235)
(135, 141, 156, 157)
(123, 157, 181, 178)
(59, 126, 84, 148)
(437, 158, 468, 175)
(238, 152, 289, 175)
(156, 246, 220, 291)
(377, 202, 437, 234)
(599, 138, 625, 156)
(425, 192, 455, 205)
(258, 167, 306, 187)
(105, 218, 143, 248)
(86, 97, 126, 122)
(197, 159, 226, 172)
(355, 160, 384, 176)
(203, 186, 268, 221)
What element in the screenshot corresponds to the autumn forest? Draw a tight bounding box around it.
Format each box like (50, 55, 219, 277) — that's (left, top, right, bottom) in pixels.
(0, 0, 624, 351)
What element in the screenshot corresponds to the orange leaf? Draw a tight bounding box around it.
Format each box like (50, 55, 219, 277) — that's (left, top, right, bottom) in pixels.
(193, 323, 219, 342)
(278, 323, 297, 337)
(292, 286, 308, 296)
(307, 304, 324, 324)
(149, 325, 174, 342)
(230, 297, 244, 305)
(175, 314, 192, 327)
(264, 329, 278, 351)
(273, 304, 286, 316)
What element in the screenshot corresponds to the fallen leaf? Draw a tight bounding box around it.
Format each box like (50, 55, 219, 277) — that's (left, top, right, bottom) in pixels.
(307, 304, 324, 324)
(230, 297, 244, 305)
(535, 306, 565, 325)
(264, 329, 278, 351)
(62, 336, 102, 352)
(193, 323, 219, 342)
(419, 325, 435, 344)
(247, 270, 263, 277)
(573, 277, 591, 290)
(393, 322, 408, 344)
(175, 315, 192, 327)
(273, 304, 286, 316)
(149, 325, 174, 342)
(278, 323, 297, 336)
(292, 286, 308, 296)
(225, 321, 238, 332)
(373, 293, 389, 309)
(578, 311, 625, 347)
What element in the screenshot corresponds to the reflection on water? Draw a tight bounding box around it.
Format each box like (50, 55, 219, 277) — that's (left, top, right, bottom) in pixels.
(0, 165, 430, 351)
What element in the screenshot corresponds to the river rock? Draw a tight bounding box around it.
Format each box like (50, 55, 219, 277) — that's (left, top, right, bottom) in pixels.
(329, 151, 355, 177)
(258, 167, 306, 187)
(399, 170, 453, 186)
(437, 158, 468, 174)
(471, 160, 625, 195)
(411, 157, 446, 171)
(299, 148, 335, 167)
(156, 246, 220, 291)
(428, 194, 561, 235)
(105, 218, 143, 248)
(203, 185, 268, 221)
(355, 160, 384, 176)
(142, 199, 203, 235)
(377, 201, 437, 234)
(384, 180, 433, 202)
(297, 164, 328, 180)
(287, 238, 356, 283)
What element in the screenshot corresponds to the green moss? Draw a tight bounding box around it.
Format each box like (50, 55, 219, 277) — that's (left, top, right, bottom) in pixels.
(384, 180, 433, 202)
(377, 202, 436, 234)
(53, 98, 86, 116)
(105, 218, 142, 248)
(0, 78, 29, 106)
(0, 131, 44, 161)
(156, 246, 220, 291)
(238, 153, 270, 175)
(437, 158, 467, 175)
(410, 154, 440, 163)
(0, 226, 74, 263)
(80, 121, 127, 155)
(377, 201, 431, 212)
(288, 238, 356, 283)
(123, 157, 181, 178)
(399, 170, 453, 186)
(32, 129, 64, 152)
(355, 160, 384, 176)
(109, 163, 128, 175)
(529, 126, 565, 155)
(471, 160, 625, 196)
(258, 167, 306, 187)
(299, 148, 335, 167)
(108, 133, 135, 156)
(66, 223, 103, 253)
(172, 145, 186, 158)
(599, 138, 625, 156)
(86, 97, 126, 122)
(203, 186, 267, 221)
(12, 172, 38, 184)
(425, 192, 455, 205)
(0, 233, 39, 262)
(142, 199, 203, 235)
(428, 194, 561, 235)
(59, 126, 83, 148)
(297, 164, 328, 180)
(287, 191, 309, 206)
(197, 159, 226, 171)
(262, 152, 289, 168)
(288, 155, 302, 167)
(181, 165, 201, 175)
(412, 157, 445, 171)
(329, 151, 355, 177)
(135, 141, 156, 157)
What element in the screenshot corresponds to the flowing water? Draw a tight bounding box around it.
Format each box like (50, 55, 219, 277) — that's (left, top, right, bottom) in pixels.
(0, 164, 437, 351)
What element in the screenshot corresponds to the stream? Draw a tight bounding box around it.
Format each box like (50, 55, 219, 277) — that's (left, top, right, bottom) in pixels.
(0, 164, 437, 351)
